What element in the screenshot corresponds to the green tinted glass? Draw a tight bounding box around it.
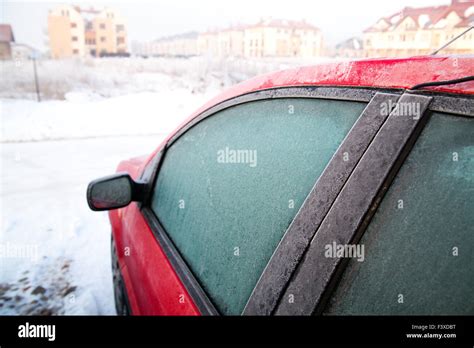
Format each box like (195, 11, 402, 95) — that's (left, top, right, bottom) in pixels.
(152, 98, 366, 315)
(325, 112, 474, 315)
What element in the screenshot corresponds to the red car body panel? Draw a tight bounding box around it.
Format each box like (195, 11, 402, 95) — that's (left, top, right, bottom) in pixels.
(109, 56, 474, 315)
(110, 158, 200, 315)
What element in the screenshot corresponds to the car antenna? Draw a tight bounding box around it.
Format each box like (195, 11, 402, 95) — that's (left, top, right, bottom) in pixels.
(410, 75, 474, 90)
(431, 25, 474, 55)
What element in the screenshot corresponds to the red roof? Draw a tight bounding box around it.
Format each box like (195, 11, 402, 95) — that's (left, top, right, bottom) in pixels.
(0, 24, 15, 43)
(365, 1, 474, 32)
(456, 13, 474, 27)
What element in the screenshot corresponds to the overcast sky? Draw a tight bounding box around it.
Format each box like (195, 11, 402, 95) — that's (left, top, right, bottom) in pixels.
(2, 0, 450, 51)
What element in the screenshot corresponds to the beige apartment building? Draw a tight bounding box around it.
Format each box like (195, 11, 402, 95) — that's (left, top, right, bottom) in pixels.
(133, 19, 323, 59)
(89, 8, 127, 56)
(154, 32, 199, 57)
(363, 0, 474, 57)
(47, 5, 85, 58)
(243, 19, 323, 58)
(217, 26, 245, 57)
(197, 26, 246, 57)
(197, 30, 219, 57)
(132, 32, 199, 57)
(48, 5, 127, 58)
(198, 19, 323, 58)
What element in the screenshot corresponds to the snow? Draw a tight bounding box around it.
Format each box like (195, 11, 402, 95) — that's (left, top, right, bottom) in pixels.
(418, 14, 430, 29)
(0, 56, 336, 315)
(1, 91, 209, 142)
(390, 15, 401, 25)
(0, 58, 221, 314)
(0, 85, 206, 314)
(1, 135, 162, 314)
(0, 56, 321, 101)
(353, 39, 361, 50)
(466, 6, 474, 17)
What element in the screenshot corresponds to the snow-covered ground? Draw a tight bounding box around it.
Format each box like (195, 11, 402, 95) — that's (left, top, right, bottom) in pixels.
(0, 56, 336, 315)
(1, 135, 161, 314)
(0, 58, 222, 314)
(0, 56, 328, 101)
(1, 91, 211, 142)
(0, 90, 209, 314)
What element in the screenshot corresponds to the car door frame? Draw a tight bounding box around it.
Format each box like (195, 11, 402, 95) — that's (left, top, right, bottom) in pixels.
(270, 90, 474, 316)
(134, 85, 472, 316)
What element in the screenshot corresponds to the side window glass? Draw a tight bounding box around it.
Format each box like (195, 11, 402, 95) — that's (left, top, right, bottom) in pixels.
(324, 112, 474, 315)
(151, 98, 366, 314)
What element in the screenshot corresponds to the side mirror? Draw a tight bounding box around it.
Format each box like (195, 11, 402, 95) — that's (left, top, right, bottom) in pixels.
(87, 173, 146, 211)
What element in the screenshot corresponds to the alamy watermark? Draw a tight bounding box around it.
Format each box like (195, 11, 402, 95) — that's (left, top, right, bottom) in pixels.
(217, 147, 257, 167)
(380, 100, 421, 120)
(18, 322, 55, 341)
(324, 241, 365, 262)
(0, 242, 39, 262)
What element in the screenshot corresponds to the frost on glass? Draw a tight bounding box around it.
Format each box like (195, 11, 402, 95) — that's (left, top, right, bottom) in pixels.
(151, 98, 365, 315)
(324, 112, 474, 315)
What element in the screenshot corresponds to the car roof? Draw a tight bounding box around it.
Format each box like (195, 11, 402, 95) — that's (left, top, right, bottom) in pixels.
(188, 55, 473, 122)
(144, 55, 473, 167)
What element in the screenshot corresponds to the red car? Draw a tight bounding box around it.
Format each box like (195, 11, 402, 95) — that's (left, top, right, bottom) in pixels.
(87, 56, 474, 316)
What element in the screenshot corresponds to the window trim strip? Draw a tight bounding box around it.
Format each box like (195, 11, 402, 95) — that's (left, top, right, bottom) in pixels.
(141, 207, 220, 315)
(420, 93, 473, 117)
(166, 87, 397, 147)
(243, 92, 402, 315)
(273, 93, 433, 315)
(140, 86, 383, 316)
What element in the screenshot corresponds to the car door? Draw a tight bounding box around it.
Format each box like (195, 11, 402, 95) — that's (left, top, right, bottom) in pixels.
(135, 86, 397, 315)
(268, 92, 474, 315)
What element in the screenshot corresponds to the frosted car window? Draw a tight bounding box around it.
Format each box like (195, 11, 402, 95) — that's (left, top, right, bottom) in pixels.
(324, 112, 474, 315)
(151, 98, 366, 315)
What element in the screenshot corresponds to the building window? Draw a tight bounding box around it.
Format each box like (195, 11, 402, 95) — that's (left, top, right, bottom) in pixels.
(100, 23, 106, 30)
(73, 49, 79, 54)
(117, 37, 125, 45)
(100, 37, 106, 42)
(71, 22, 77, 28)
(72, 36, 78, 41)
(116, 24, 125, 32)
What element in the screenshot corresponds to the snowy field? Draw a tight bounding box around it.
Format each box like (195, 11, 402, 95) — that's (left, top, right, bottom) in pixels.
(1, 135, 160, 314)
(0, 56, 335, 315)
